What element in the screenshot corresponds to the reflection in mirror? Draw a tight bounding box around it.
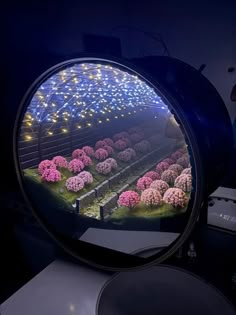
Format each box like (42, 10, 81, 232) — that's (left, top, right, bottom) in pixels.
(17, 61, 193, 258)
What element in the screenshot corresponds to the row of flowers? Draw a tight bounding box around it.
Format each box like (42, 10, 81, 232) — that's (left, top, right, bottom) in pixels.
(118, 187, 187, 209)
(37, 123, 154, 182)
(117, 147, 191, 209)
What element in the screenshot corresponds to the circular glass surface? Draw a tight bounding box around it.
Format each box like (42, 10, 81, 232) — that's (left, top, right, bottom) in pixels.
(97, 266, 236, 315)
(14, 57, 199, 269)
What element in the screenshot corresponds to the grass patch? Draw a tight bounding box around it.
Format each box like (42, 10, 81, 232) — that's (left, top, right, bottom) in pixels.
(109, 202, 187, 220)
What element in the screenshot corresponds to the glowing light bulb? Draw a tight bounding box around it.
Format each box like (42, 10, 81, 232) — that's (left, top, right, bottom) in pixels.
(25, 135, 32, 141)
(77, 125, 82, 129)
(98, 120, 102, 124)
(52, 119, 57, 123)
(87, 122, 92, 127)
(48, 131, 53, 135)
(62, 128, 68, 133)
(106, 118, 110, 122)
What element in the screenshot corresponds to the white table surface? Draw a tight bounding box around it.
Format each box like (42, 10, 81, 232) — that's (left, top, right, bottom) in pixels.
(1, 260, 111, 315)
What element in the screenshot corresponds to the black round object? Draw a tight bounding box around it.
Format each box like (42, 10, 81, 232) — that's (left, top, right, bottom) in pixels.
(131, 56, 233, 195)
(13, 55, 233, 271)
(97, 266, 236, 315)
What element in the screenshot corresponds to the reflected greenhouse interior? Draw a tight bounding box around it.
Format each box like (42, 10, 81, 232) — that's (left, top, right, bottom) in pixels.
(17, 61, 193, 244)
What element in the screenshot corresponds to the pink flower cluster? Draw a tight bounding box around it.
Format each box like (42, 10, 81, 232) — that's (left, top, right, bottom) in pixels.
(144, 171, 160, 180)
(72, 149, 86, 159)
(52, 156, 68, 168)
(179, 146, 188, 154)
(168, 164, 183, 175)
(174, 174, 192, 192)
(162, 158, 175, 165)
(82, 146, 94, 157)
(150, 180, 169, 195)
(103, 138, 114, 147)
(68, 159, 85, 173)
(181, 168, 191, 175)
(161, 170, 178, 185)
(122, 138, 132, 147)
(177, 154, 190, 168)
(96, 161, 112, 175)
(105, 158, 118, 170)
(156, 161, 169, 174)
(136, 176, 153, 191)
(94, 148, 109, 161)
(171, 151, 183, 161)
(79, 155, 93, 166)
(113, 131, 130, 141)
(125, 148, 136, 159)
(103, 145, 114, 156)
(141, 188, 162, 206)
(38, 160, 56, 175)
(118, 190, 140, 209)
(95, 140, 107, 149)
(77, 171, 93, 185)
(65, 176, 84, 192)
(163, 188, 187, 208)
(117, 150, 132, 162)
(41, 168, 61, 182)
(120, 131, 130, 138)
(114, 139, 128, 151)
(130, 133, 144, 143)
(134, 140, 151, 153)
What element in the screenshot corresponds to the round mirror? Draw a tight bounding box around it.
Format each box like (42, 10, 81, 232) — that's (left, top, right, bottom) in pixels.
(13, 56, 231, 270)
